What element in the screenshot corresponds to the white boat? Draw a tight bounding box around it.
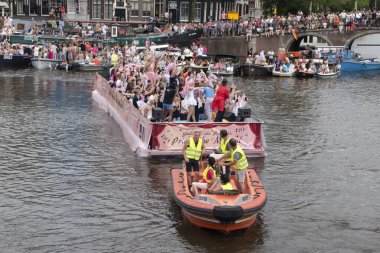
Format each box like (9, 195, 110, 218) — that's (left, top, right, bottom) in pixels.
(31, 58, 62, 70)
(316, 71, 341, 78)
(272, 69, 295, 77)
(92, 74, 266, 158)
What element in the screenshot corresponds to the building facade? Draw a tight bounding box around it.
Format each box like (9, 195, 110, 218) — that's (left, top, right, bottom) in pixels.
(89, 0, 155, 21)
(167, 0, 235, 23)
(11, 0, 262, 22)
(11, 0, 155, 21)
(12, 0, 90, 20)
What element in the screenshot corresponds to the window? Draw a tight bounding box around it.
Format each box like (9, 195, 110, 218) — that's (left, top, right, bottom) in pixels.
(92, 0, 101, 18)
(194, 2, 201, 22)
(130, 1, 139, 17)
(67, 0, 76, 13)
(203, 2, 207, 22)
(116, 0, 124, 7)
(79, 0, 88, 14)
(142, 2, 151, 17)
(104, 0, 113, 19)
(209, 2, 213, 18)
(41, 0, 49, 15)
(180, 2, 189, 22)
(17, 0, 24, 14)
(30, 0, 38, 15)
(155, 0, 164, 18)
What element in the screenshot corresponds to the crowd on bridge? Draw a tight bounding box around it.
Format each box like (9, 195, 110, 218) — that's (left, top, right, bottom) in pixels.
(197, 9, 380, 39)
(2, 7, 380, 40)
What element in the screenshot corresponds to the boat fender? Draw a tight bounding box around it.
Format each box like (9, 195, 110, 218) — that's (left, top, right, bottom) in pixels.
(213, 205, 244, 224)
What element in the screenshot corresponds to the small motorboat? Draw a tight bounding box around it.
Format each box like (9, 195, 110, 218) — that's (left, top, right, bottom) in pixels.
(240, 64, 274, 77)
(171, 161, 266, 233)
(190, 55, 211, 74)
(294, 71, 316, 78)
(316, 70, 341, 78)
(341, 59, 380, 72)
(0, 54, 32, 68)
(71, 62, 104, 72)
(57, 62, 73, 70)
(272, 69, 295, 77)
(31, 58, 62, 70)
(209, 55, 240, 76)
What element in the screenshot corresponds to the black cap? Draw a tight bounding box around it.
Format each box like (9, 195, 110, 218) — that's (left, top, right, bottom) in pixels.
(208, 156, 216, 166)
(220, 129, 228, 137)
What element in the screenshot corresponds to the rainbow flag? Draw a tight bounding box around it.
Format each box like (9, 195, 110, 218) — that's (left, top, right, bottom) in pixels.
(292, 28, 298, 40)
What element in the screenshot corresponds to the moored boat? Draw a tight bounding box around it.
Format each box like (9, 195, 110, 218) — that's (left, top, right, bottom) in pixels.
(209, 55, 240, 76)
(240, 64, 274, 77)
(171, 162, 266, 233)
(294, 71, 316, 78)
(272, 69, 295, 77)
(92, 74, 266, 157)
(71, 62, 104, 72)
(167, 29, 203, 47)
(31, 58, 62, 70)
(340, 59, 380, 72)
(316, 71, 341, 78)
(0, 54, 32, 68)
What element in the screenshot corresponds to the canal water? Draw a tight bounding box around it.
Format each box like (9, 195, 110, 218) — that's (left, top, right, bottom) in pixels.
(1, 69, 379, 252)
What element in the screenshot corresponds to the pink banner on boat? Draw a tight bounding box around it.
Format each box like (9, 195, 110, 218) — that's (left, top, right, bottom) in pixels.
(152, 123, 262, 151)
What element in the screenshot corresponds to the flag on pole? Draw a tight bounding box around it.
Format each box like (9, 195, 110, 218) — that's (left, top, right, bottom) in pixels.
(292, 28, 298, 40)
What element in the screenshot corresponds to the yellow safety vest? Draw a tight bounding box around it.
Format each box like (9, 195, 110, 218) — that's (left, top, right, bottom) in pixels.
(186, 137, 203, 161)
(221, 182, 233, 190)
(111, 54, 119, 65)
(220, 138, 232, 162)
(231, 145, 248, 170)
(202, 166, 216, 184)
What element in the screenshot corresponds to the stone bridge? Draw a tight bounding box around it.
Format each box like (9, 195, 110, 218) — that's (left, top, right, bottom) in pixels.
(202, 28, 380, 59)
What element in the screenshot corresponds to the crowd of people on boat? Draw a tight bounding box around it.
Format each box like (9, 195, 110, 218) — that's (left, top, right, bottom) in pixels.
(105, 41, 247, 123)
(245, 46, 342, 74)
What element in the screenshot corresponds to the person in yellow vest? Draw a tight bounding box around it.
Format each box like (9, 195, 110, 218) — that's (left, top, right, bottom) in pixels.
(182, 132, 206, 187)
(216, 138, 249, 193)
(191, 156, 217, 196)
(217, 129, 232, 178)
(111, 50, 119, 66)
(209, 174, 233, 192)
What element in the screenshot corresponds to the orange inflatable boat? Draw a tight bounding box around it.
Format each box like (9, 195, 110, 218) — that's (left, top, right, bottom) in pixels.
(170, 162, 266, 233)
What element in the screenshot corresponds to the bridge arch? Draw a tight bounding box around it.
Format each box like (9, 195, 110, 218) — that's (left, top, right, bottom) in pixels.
(344, 30, 380, 49)
(284, 33, 334, 51)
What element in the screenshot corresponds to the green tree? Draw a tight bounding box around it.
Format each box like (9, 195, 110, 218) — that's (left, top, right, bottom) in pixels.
(262, 0, 370, 16)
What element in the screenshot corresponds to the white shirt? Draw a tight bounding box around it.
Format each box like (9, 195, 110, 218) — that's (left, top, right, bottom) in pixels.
(33, 46, 40, 57)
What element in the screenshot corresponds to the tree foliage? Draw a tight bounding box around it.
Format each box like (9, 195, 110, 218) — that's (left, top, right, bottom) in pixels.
(263, 0, 371, 16)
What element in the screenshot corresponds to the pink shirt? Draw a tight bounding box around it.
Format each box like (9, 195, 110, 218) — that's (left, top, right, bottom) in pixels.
(200, 169, 214, 184)
(92, 47, 99, 55)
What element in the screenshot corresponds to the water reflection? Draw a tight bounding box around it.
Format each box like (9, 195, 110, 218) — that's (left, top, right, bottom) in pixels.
(174, 211, 265, 252)
(1, 69, 380, 252)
